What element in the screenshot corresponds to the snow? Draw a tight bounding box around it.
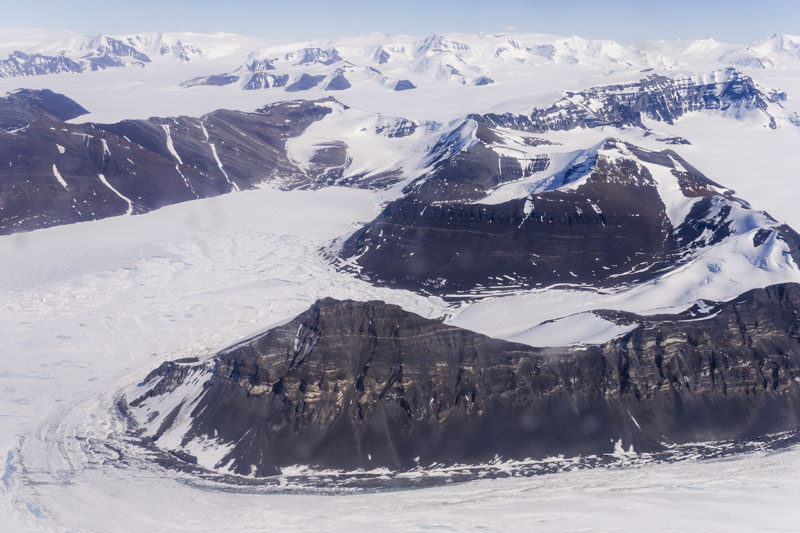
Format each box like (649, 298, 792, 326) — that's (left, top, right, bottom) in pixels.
(51, 164, 66, 189)
(0, 29, 796, 125)
(508, 312, 637, 347)
(161, 123, 183, 165)
(286, 102, 444, 187)
(0, 187, 440, 530)
(636, 154, 696, 228)
(522, 196, 534, 216)
(97, 173, 133, 215)
(0, 187, 795, 512)
(449, 223, 800, 341)
(479, 140, 603, 204)
(200, 120, 239, 191)
(161, 123, 196, 195)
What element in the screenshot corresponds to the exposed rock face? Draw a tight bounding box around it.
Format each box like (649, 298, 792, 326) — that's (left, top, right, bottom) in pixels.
(393, 80, 417, 91)
(129, 285, 800, 475)
(293, 47, 343, 66)
(286, 73, 326, 92)
(0, 37, 147, 79)
(0, 89, 89, 131)
(78, 35, 152, 69)
(0, 33, 205, 78)
(404, 121, 553, 203)
(374, 47, 391, 64)
(180, 74, 241, 88)
(242, 73, 289, 90)
(0, 95, 347, 233)
(472, 68, 799, 131)
(339, 139, 793, 296)
(324, 70, 352, 91)
(190, 47, 346, 92)
(0, 51, 85, 78)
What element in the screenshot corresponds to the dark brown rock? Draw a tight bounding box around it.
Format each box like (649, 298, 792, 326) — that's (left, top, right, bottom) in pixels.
(338, 139, 775, 296)
(130, 284, 800, 475)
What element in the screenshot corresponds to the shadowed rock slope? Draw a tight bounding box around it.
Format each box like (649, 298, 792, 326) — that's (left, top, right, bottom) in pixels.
(0, 88, 89, 131)
(338, 139, 798, 297)
(0, 94, 361, 234)
(129, 284, 800, 476)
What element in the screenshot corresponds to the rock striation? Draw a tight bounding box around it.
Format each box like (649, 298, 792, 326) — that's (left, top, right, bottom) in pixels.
(128, 285, 800, 476)
(471, 68, 799, 131)
(0, 94, 404, 234)
(338, 139, 798, 296)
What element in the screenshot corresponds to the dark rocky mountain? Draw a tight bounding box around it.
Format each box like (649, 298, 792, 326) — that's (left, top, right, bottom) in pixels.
(393, 79, 417, 91)
(0, 88, 89, 131)
(0, 91, 447, 234)
(286, 73, 326, 92)
(471, 68, 799, 132)
(374, 46, 391, 64)
(324, 70, 352, 91)
(180, 74, 242, 88)
(0, 93, 365, 234)
(292, 47, 343, 66)
(128, 285, 800, 475)
(403, 120, 554, 203)
(242, 73, 289, 91)
(338, 139, 795, 297)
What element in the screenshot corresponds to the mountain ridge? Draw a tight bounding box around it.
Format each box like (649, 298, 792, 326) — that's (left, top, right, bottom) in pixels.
(127, 284, 800, 476)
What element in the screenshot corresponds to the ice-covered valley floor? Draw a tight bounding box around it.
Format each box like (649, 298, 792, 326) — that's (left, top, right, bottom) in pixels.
(1, 183, 800, 531)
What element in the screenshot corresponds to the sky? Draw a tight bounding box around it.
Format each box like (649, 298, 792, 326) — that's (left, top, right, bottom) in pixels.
(1, 0, 799, 43)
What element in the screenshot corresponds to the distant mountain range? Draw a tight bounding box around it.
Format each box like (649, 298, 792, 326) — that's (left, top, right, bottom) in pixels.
(2, 31, 800, 94)
(181, 32, 800, 94)
(1, 68, 796, 234)
(0, 32, 204, 77)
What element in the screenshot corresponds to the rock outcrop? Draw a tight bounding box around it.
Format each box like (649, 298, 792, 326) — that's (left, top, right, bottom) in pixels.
(338, 139, 796, 296)
(0, 88, 89, 131)
(471, 68, 798, 131)
(128, 284, 800, 476)
(0, 95, 376, 234)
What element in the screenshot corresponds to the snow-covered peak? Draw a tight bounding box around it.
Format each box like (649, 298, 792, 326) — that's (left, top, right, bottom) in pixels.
(414, 34, 470, 55)
(752, 33, 800, 57)
(0, 29, 273, 78)
(548, 36, 635, 66)
(186, 32, 657, 93)
(719, 33, 800, 70)
(124, 32, 204, 62)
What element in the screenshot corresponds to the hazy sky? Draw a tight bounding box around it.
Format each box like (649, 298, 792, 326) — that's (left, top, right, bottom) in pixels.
(3, 0, 799, 43)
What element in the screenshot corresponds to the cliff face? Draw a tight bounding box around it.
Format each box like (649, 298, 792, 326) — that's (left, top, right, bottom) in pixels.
(129, 284, 800, 477)
(472, 68, 798, 132)
(338, 139, 794, 297)
(0, 95, 398, 234)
